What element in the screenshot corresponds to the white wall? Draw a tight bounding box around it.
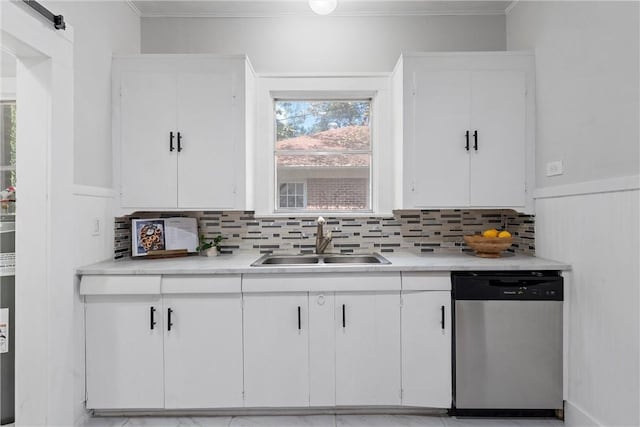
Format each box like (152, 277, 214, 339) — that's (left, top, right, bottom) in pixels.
(507, 2, 640, 426)
(141, 15, 506, 73)
(35, 2, 139, 424)
(507, 1, 639, 188)
(45, 0, 140, 189)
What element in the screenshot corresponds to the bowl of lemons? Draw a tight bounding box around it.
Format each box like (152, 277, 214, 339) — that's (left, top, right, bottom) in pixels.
(464, 228, 513, 258)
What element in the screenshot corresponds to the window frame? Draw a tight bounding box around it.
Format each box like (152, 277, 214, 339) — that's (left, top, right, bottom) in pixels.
(254, 75, 395, 218)
(273, 98, 373, 214)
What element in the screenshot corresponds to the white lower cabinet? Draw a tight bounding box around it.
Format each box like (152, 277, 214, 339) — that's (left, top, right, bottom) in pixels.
(401, 274, 452, 408)
(83, 272, 452, 411)
(242, 292, 310, 407)
(83, 275, 243, 410)
(163, 294, 243, 408)
(335, 292, 401, 406)
(85, 294, 165, 409)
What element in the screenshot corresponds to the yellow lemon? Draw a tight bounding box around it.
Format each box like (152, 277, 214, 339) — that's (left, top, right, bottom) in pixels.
(482, 229, 499, 238)
(498, 230, 512, 238)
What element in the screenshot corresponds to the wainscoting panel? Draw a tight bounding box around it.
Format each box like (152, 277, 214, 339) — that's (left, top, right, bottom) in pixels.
(536, 188, 639, 427)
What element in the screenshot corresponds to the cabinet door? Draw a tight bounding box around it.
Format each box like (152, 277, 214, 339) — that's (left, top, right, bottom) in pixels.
(401, 291, 452, 408)
(243, 293, 309, 407)
(470, 70, 526, 207)
(335, 292, 401, 406)
(177, 73, 238, 209)
(409, 71, 470, 207)
(163, 294, 243, 408)
(85, 295, 164, 409)
(120, 72, 178, 208)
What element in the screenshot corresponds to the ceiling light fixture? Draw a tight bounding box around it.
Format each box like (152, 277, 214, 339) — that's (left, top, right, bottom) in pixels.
(308, 0, 337, 15)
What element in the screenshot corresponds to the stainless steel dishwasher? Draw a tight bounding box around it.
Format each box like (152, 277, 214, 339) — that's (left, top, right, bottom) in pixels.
(451, 271, 563, 417)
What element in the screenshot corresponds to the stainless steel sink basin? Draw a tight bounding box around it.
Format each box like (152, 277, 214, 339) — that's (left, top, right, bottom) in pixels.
(323, 255, 386, 264)
(251, 253, 390, 267)
(259, 256, 320, 265)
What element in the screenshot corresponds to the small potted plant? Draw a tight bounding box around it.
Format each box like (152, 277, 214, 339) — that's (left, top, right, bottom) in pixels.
(196, 235, 225, 257)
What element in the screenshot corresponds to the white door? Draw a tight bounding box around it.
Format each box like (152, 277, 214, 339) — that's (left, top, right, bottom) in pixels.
(470, 70, 526, 207)
(163, 294, 243, 408)
(410, 70, 470, 207)
(401, 291, 452, 408)
(335, 292, 401, 406)
(243, 293, 309, 407)
(85, 295, 164, 409)
(177, 73, 237, 209)
(120, 72, 178, 208)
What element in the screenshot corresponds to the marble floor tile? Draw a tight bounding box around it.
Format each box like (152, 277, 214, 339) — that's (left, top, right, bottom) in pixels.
(336, 415, 446, 427)
(229, 415, 335, 427)
(179, 416, 234, 427)
(83, 417, 129, 427)
(83, 415, 563, 427)
(442, 417, 562, 427)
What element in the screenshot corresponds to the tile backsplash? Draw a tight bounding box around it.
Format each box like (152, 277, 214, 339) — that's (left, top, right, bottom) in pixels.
(114, 210, 535, 259)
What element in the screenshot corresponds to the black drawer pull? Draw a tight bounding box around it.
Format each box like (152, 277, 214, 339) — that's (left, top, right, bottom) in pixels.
(342, 304, 346, 328)
(150, 306, 156, 330)
(473, 130, 478, 151)
(465, 130, 470, 151)
(167, 308, 173, 331)
(177, 132, 183, 152)
(169, 132, 175, 152)
(440, 305, 445, 330)
(297, 306, 301, 330)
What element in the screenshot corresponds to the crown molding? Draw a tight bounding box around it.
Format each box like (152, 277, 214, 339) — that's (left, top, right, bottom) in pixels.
(125, 0, 142, 17)
(504, 0, 519, 15)
(140, 10, 506, 18)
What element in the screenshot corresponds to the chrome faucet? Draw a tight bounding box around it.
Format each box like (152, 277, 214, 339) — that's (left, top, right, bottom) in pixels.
(315, 216, 333, 254)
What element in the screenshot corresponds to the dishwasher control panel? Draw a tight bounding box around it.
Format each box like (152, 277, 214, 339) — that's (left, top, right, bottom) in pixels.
(452, 271, 564, 301)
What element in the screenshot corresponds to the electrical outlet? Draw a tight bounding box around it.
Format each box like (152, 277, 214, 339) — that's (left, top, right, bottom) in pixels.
(546, 160, 564, 177)
(92, 218, 101, 236)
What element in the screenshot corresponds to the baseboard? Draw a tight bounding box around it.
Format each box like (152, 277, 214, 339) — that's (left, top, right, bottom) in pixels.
(73, 185, 115, 199)
(533, 175, 639, 200)
(565, 401, 602, 427)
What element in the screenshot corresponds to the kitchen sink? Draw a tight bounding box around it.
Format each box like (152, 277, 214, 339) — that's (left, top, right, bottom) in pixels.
(251, 253, 390, 267)
(259, 256, 320, 265)
(323, 255, 386, 264)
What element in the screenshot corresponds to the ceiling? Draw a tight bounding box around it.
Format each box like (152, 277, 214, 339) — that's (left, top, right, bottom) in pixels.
(130, 0, 515, 18)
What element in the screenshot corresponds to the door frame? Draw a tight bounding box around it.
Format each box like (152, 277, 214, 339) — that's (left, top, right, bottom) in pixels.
(1, 2, 75, 425)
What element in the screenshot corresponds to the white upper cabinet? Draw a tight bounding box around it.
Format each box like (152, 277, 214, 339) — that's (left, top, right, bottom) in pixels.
(113, 55, 255, 213)
(395, 53, 535, 213)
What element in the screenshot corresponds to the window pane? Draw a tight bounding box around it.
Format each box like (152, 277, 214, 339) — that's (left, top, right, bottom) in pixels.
(274, 99, 372, 212)
(279, 196, 287, 207)
(275, 100, 370, 151)
(277, 154, 370, 211)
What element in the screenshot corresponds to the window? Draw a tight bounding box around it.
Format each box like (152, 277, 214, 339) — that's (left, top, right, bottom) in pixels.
(274, 99, 371, 212)
(279, 182, 306, 209)
(0, 101, 16, 190)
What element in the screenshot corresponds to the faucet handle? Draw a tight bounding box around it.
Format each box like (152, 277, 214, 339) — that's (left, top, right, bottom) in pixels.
(317, 216, 326, 224)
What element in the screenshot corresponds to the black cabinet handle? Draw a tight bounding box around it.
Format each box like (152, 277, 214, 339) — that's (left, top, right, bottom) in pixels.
(473, 130, 478, 151)
(440, 305, 445, 330)
(169, 132, 175, 152)
(465, 130, 470, 151)
(150, 306, 156, 330)
(342, 304, 346, 328)
(297, 306, 301, 330)
(177, 132, 183, 152)
(167, 308, 173, 331)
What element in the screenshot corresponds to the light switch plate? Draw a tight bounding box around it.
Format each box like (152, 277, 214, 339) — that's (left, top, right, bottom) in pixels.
(546, 160, 564, 177)
(92, 218, 101, 236)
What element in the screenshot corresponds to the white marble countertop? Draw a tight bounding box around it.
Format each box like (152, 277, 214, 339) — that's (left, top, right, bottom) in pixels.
(77, 250, 571, 275)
